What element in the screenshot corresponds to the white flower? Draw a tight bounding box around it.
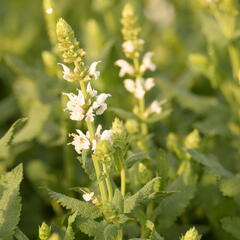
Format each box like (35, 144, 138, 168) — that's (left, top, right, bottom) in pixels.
(83, 192, 94, 202)
(145, 99, 166, 117)
(89, 61, 101, 80)
(92, 125, 113, 151)
(58, 63, 71, 81)
(69, 129, 90, 154)
(63, 90, 85, 121)
(144, 78, 155, 91)
(115, 59, 135, 77)
(122, 40, 135, 53)
(124, 78, 154, 99)
(92, 93, 111, 115)
(46, 8, 53, 14)
(140, 52, 156, 73)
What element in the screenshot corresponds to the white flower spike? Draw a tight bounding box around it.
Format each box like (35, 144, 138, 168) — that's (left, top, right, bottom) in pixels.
(89, 61, 101, 80)
(140, 52, 156, 73)
(115, 59, 135, 77)
(69, 129, 90, 154)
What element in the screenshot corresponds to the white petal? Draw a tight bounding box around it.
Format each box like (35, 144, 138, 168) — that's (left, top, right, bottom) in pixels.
(150, 100, 162, 114)
(124, 79, 135, 93)
(144, 78, 155, 91)
(69, 110, 85, 121)
(140, 52, 156, 72)
(96, 93, 111, 104)
(86, 83, 97, 97)
(58, 63, 71, 81)
(83, 192, 94, 201)
(115, 59, 134, 77)
(96, 103, 107, 115)
(77, 89, 85, 106)
(101, 130, 113, 142)
(89, 61, 101, 79)
(122, 40, 135, 53)
(85, 107, 94, 122)
(135, 79, 145, 99)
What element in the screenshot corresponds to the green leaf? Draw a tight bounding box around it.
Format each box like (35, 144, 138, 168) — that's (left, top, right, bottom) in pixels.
(46, 188, 101, 219)
(0, 118, 27, 159)
(0, 164, 23, 239)
(78, 156, 96, 181)
(13, 101, 50, 144)
(187, 149, 232, 178)
(64, 212, 78, 240)
(156, 177, 196, 230)
(14, 228, 30, 240)
(113, 189, 124, 213)
(126, 152, 148, 168)
(103, 224, 119, 240)
(221, 217, 240, 240)
(75, 217, 106, 240)
(144, 110, 171, 124)
(109, 107, 138, 120)
(124, 177, 161, 214)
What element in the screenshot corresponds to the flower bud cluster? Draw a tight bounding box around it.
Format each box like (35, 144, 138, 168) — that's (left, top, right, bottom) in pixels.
(56, 18, 85, 64)
(39, 222, 51, 240)
(121, 4, 143, 58)
(180, 227, 202, 240)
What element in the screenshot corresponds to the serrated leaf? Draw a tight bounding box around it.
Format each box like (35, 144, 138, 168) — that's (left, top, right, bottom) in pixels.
(144, 110, 171, 124)
(124, 177, 161, 214)
(187, 149, 232, 178)
(104, 224, 119, 240)
(0, 118, 27, 159)
(113, 189, 124, 213)
(0, 164, 23, 239)
(78, 156, 96, 181)
(126, 152, 148, 168)
(221, 217, 240, 240)
(75, 217, 106, 240)
(46, 188, 101, 219)
(13, 101, 50, 144)
(109, 107, 138, 120)
(156, 177, 196, 230)
(14, 228, 29, 240)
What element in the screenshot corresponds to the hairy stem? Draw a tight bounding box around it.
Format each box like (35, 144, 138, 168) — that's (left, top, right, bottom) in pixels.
(120, 168, 126, 197)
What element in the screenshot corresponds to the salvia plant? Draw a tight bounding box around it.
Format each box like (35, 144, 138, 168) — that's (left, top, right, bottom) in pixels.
(1, 0, 240, 240)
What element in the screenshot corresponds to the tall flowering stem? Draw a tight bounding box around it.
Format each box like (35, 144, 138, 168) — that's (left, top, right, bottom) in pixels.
(115, 4, 164, 144)
(56, 18, 112, 203)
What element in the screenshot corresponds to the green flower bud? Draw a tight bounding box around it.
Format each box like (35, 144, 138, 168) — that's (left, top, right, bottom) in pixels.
(56, 18, 85, 64)
(184, 129, 201, 149)
(39, 222, 51, 240)
(93, 140, 114, 164)
(180, 227, 201, 240)
(112, 118, 127, 139)
(125, 119, 139, 134)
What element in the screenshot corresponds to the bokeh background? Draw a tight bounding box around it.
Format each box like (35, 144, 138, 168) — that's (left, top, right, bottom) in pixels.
(1, 0, 240, 239)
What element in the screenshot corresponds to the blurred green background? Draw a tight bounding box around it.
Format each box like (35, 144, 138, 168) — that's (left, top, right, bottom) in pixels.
(1, 0, 240, 239)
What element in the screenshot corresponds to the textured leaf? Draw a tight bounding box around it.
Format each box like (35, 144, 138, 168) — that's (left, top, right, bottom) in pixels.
(144, 109, 171, 124)
(156, 177, 196, 230)
(14, 228, 29, 240)
(75, 217, 106, 240)
(219, 175, 240, 198)
(109, 107, 138, 120)
(13, 101, 50, 143)
(124, 177, 161, 214)
(126, 152, 148, 168)
(104, 224, 119, 240)
(113, 189, 124, 213)
(188, 149, 232, 178)
(221, 217, 240, 240)
(0, 164, 23, 239)
(0, 118, 27, 158)
(46, 188, 101, 219)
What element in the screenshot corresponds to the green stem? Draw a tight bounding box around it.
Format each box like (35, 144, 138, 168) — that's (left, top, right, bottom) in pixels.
(117, 229, 123, 240)
(120, 168, 126, 197)
(228, 44, 240, 83)
(103, 164, 113, 201)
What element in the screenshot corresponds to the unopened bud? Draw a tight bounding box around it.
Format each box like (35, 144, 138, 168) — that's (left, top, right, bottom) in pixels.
(39, 222, 51, 240)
